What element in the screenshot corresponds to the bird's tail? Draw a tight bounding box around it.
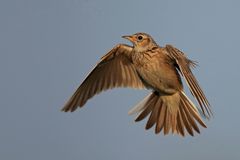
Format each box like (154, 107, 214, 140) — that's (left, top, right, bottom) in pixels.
(128, 91, 207, 136)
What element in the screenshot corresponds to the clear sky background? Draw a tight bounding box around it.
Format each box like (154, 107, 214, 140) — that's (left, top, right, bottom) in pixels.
(1, 0, 239, 160)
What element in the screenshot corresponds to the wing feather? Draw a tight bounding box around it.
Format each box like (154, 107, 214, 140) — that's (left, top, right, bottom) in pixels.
(165, 45, 212, 118)
(62, 44, 145, 112)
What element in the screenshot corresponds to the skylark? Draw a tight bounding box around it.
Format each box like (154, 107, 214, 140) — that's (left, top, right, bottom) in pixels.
(62, 32, 212, 136)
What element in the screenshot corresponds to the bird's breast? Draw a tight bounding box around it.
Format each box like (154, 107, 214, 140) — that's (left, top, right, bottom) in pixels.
(132, 51, 182, 94)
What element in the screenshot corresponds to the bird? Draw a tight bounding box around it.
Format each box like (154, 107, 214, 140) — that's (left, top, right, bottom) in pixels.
(62, 32, 212, 136)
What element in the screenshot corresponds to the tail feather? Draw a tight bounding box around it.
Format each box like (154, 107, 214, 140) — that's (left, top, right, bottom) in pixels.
(176, 112, 185, 136)
(164, 108, 171, 135)
(180, 92, 207, 128)
(179, 106, 194, 136)
(135, 95, 156, 122)
(146, 99, 161, 129)
(130, 91, 207, 136)
(155, 103, 166, 134)
(128, 93, 153, 115)
(181, 103, 200, 133)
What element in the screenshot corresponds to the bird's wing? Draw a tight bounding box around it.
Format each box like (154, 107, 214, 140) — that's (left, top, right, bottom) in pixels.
(165, 44, 212, 118)
(62, 44, 145, 112)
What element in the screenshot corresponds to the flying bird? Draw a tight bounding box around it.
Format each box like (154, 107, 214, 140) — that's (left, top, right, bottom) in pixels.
(62, 32, 212, 136)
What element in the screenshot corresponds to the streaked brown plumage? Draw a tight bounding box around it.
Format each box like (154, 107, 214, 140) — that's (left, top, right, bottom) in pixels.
(62, 32, 212, 136)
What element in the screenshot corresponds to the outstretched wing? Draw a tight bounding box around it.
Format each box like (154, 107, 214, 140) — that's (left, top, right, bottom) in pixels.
(165, 44, 212, 118)
(62, 44, 145, 112)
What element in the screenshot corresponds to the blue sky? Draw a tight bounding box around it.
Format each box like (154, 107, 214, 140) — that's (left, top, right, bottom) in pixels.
(0, 0, 239, 160)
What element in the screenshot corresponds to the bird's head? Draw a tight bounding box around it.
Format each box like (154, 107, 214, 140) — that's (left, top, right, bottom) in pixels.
(122, 32, 158, 52)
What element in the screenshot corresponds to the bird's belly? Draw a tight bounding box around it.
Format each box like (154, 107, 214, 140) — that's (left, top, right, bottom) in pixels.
(136, 61, 182, 94)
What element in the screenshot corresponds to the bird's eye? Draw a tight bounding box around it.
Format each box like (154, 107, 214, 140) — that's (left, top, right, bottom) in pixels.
(137, 35, 143, 41)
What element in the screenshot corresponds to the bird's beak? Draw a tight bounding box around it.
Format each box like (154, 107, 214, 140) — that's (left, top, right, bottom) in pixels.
(122, 35, 135, 43)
